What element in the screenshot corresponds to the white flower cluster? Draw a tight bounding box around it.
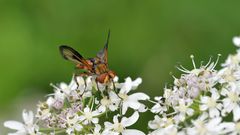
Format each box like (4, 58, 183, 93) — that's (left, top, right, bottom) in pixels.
(4, 36, 240, 135)
(4, 76, 149, 135)
(148, 36, 240, 135)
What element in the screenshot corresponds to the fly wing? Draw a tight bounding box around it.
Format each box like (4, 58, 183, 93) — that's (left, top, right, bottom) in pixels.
(96, 30, 110, 66)
(59, 45, 93, 71)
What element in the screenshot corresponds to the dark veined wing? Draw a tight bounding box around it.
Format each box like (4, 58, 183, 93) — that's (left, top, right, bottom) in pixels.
(96, 30, 110, 66)
(59, 45, 93, 71)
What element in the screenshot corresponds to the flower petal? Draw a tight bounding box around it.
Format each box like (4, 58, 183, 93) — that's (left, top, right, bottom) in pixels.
(104, 122, 113, 130)
(22, 110, 33, 125)
(129, 93, 150, 101)
(120, 77, 132, 94)
(131, 78, 142, 90)
(122, 129, 145, 135)
(233, 36, 240, 47)
(122, 102, 129, 115)
(4, 121, 25, 131)
(128, 101, 141, 110)
(121, 111, 139, 127)
(200, 105, 208, 111)
(233, 105, 240, 121)
(209, 108, 220, 118)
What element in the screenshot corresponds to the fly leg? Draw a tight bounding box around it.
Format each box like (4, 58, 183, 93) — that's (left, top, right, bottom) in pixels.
(74, 72, 89, 91)
(80, 72, 90, 91)
(73, 73, 80, 89)
(95, 78, 100, 91)
(112, 80, 116, 91)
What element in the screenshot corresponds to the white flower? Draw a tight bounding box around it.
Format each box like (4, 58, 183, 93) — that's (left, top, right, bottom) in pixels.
(233, 36, 240, 47)
(175, 55, 219, 94)
(222, 121, 240, 135)
(65, 113, 83, 135)
(87, 124, 102, 135)
(98, 91, 121, 113)
(53, 76, 93, 98)
(173, 99, 194, 123)
(104, 111, 145, 135)
(187, 113, 233, 135)
(218, 67, 240, 83)
(58, 76, 78, 96)
(200, 88, 222, 118)
(118, 77, 149, 114)
(4, 110, 39, 135)
(221, 84, 240, 121)
(36, 102, 51, 120)
(149, 125, 185, 135)
(79, 106, 100, 125)
(150, 96, 167, 114)
(116, 77, 142, 90)
(148, 115, 173, 130)
(221, 49, 240, 70)
(46, 89, 65, 109)
(163, 87, 180, 106)
(78, 76, 93, 98)
(101, 130, 119, 135)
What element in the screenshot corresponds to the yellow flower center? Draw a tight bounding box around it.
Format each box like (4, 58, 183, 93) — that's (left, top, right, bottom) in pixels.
(113, 122, 124, 132)
(84, 112, 93, 120)
(101, 97, 111, 106)
(178, 103, 187, 112)
(229, 92, 239, 102)
(118, 93, 128, 101)
(235, 122, 240, 132)
(206, 98, 216, 108)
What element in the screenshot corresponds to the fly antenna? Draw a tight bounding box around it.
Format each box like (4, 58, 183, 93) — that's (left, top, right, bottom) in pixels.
(105, 29, 111, 48)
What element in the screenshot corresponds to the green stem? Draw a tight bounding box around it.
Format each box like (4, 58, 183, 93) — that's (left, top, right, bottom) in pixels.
(39, 128, 65, 134)
(88, 97, 93, 107)
(55, 130, 66, 134)
(39, 128, 62, 132)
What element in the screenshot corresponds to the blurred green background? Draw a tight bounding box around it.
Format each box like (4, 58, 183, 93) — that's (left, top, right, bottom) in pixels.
(1, 0, 240, 133)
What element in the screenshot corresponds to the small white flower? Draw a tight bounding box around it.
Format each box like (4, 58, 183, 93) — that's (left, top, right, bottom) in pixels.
(150, 96, 167, 114)
(104, 111, 145, 135)
(79, 76, 93, 98)
(174, 55, 220, 99)
(117, 77, 142, 90)
(4, 110, 39, 135)
(163, 87, 180, 106)
(58, 76, 78, 95)
(149, 125, 184, 135)
(36, 102, 51, 120)
(233, 36, 240, 47)
(65, 113, 83, 135)
(173, 99, 194, 123)
(222, 121, 240, 135)
(54, 76, 93, 98)
(187, 113, 233, 135)
(118, 77, 149, 114)
(218, 67, 240, 83)
(87, 124, 102, 135)
(98, 91, 121, 113)
(221, 84, 240, 121)
(79, 106, 100, 125)
(47, 90, 65, 110)
(200, 88, 222, 118)
(148, 115, 173, 130)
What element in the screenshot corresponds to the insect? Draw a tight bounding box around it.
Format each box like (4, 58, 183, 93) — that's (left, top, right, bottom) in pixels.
(59, 31, 116, 88)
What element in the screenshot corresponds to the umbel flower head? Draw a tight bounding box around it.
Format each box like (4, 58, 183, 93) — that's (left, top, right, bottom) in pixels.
(4, 36, 240, 135)
(148, 36, 240, 135)
(4, 76, 149, 135)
